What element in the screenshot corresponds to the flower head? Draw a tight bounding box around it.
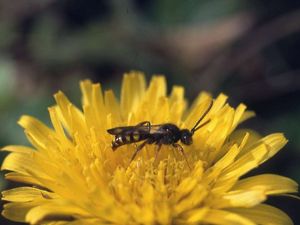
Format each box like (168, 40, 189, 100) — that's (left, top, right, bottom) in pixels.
(1, 72, 298, 225)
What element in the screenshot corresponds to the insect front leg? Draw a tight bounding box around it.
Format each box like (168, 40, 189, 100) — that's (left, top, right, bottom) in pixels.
(172, 143, 191, 171)
(153, 143, 162, 166)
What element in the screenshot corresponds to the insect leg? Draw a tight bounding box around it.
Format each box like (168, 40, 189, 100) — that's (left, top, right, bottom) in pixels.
(154, 143, 162, 166)
(130, 140, 148, 162)
(172, 143, 191, 171)
(137, 121, 151, 127)
(170, 146, 178, 160)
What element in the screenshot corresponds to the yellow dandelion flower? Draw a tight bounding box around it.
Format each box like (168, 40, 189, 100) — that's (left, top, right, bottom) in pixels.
(1, 71, 298, 225)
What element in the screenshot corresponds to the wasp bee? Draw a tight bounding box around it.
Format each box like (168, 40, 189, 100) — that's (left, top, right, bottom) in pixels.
(107, 101, 213, 168)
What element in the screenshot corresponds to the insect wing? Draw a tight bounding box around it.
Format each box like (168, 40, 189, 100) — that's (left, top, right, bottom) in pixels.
(107, 126, 133, 135)
(149, 124, 165, 134)
(107, 121, 151, 135)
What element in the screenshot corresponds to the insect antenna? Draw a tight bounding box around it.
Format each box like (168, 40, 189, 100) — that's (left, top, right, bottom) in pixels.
(191, 100, 213, 134)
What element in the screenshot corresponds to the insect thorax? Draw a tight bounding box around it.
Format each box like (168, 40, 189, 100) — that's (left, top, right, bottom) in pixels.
(158, 124, 181, 144)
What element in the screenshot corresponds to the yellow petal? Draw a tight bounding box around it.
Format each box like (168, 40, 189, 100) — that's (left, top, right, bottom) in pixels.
(169, 86, 184, 106)
(2, 152, 36, 175)
(221, 143, 268, 179)
(145, 76, 166, 101)
(240, 110, 256, 123)
(181, 207, 209, 224)
(143, 76, 167, 120)
(121, 71, 146, 119)
(174, 184, 207, 215)
(229, 204, 294, 225)
(104, 89, 121, 125)
(18, 115, 56, 151)
(169, 86, 186, 124)
(80, 79, 93, 106)
(48, 107, 71, 145)
(54, 91, 86, 135)
(233, 174, 298, 195)
(260, 133, 288, 164)
(229, 129, 261, 157)
(239, 110, 255, 123)
(2, 187, 57, 202)
(211, 93, 228, 113)
(91, 83, 105, 122)
(230, 103, 247, 132)
(204, 144, 239, 185)
(25, 200, 89, 224)
(1, 145, 35, 154)
(203, 209, 255, 225)
(212, 189, 266, 208)
(186, 91, 211, 117)
(2, 201, 43, 222)
(183, 98, 212, 131)
(4, 172, 43, 186)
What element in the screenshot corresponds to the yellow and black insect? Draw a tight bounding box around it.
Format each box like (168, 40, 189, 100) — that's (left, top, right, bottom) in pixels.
(107, 101, 213, 166)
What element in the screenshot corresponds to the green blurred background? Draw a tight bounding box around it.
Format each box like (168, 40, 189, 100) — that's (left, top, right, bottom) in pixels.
(0, 0, 300, 224)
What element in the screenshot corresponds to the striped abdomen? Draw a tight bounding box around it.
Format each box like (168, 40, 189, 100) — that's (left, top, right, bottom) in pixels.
(111, 131, 148, 150)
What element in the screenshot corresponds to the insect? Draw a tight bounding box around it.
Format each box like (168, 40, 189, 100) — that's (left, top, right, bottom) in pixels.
(107, 101, 213, 168)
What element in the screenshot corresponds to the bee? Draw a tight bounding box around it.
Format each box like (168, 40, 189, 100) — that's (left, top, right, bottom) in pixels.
(107, 101, 213, 168)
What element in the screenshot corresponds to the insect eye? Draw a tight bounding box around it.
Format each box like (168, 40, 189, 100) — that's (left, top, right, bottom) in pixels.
(181, 130, 192, 145)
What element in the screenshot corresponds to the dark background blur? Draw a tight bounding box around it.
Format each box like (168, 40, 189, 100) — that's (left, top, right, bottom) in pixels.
(0, 0, 300, 224)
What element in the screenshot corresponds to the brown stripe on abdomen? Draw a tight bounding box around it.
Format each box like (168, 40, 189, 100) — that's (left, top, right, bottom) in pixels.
(111, 132, 148, 151)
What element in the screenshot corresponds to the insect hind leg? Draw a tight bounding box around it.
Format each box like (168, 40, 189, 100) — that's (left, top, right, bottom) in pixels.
(130, 140, 148, 162)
